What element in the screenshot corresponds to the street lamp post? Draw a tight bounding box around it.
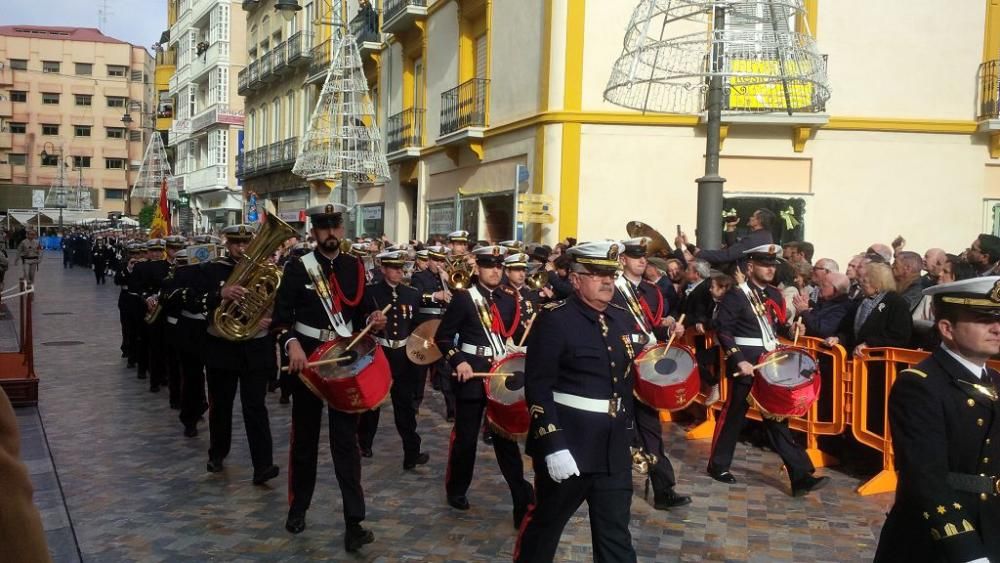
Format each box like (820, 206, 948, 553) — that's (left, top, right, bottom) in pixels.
(40, 143, 69, 233)
(121, 113, 134, 216)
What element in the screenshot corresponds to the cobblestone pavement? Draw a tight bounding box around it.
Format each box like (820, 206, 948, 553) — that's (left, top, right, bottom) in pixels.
(17, 256, 895, 562)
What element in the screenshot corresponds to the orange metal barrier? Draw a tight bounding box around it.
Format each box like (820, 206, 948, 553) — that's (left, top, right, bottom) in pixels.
(0, 279, 37, 406)
(850, 347, 929, 495)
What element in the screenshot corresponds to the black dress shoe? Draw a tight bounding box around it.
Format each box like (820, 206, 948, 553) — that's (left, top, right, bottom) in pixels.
(127, 361, 136, 368)
(481, 432, 493, 445)
(150, 385, 160, 393)
(137, 370, 146, 379)
(252, 464, 280, 485)
(791, 475, 830, 497)
(183, 425, 198, 438)
(708, 468, 737, 484)
(654, 490, 693, 510)
(359, 446, 373, 458)
(285, 512, 306, 534)
(447, 495, 470, 510)
(206, 458, 224, 473)
(446, 414, 455, 423)
(169, 402, 180, 410)
(403, 452, 430, 470)
(344, 524, 375, 552)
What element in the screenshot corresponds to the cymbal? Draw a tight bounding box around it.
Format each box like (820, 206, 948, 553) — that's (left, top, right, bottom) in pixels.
(406, 319, 443, 365)
(626, 221, 672, 256)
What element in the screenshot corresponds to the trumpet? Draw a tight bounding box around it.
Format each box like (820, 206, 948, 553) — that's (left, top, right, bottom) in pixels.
(447, 263, 472, 290)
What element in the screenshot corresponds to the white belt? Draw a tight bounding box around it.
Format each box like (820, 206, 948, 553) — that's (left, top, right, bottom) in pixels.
(181, 311, 206, 320)
(375, 336, 407, 349)
(418, 307, 445, 315)
(294, 321, 339, 342)
(552, 391, 623, 417)
(734, 337, 764, 347)
(460, 342, 494, 357)
(166, 316, 179, 325)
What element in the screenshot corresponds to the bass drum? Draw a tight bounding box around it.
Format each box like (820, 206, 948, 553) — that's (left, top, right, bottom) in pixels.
(484, 353, 529, 439)
(299, 335, 391, 413)
(750, 346, 821, 419)
(633, 343, 700, 412)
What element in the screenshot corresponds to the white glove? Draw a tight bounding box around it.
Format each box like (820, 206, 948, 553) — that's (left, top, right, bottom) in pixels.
(545, 449, 580, 483)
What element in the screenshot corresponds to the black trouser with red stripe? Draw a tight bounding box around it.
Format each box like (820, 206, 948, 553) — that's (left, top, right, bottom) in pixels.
(514, 465, 636, 563)
(164, 318, 183, 406)
(633, 401, 677, 499)
(708, 346, 813, 484)
(446, 357, 532, 512)
(288, 376, 366, 525)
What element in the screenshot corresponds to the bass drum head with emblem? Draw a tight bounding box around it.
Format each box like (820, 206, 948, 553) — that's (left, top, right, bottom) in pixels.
(633, 343, 700, 412)
(750, 347, 821, 418)
(300, 335, 391, 413)
(484, 353, 529, 439)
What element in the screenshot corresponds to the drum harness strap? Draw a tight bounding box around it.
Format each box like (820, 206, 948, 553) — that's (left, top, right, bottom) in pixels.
(739, 282, 779, 352)
(300, 252, 361, 339)
(467, 286, 509, 361)
(615, 276, 657, 346)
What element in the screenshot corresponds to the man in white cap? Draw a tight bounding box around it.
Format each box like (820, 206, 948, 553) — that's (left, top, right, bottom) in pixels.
(516, 241, 641, 562)
(875, 277, 1000, 563)
(707, 244, 827, 496)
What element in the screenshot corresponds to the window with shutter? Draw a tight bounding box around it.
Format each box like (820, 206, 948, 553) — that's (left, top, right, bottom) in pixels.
(475, 34, 487, 79)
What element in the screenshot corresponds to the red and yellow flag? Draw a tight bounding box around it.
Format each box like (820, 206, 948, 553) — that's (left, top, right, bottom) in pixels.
(149, 178, 170, 238)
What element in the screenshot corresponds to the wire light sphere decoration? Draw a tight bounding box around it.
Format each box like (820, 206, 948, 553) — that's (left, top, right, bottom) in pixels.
(604, 0, 831, 115)
(293, 31, 390, 185)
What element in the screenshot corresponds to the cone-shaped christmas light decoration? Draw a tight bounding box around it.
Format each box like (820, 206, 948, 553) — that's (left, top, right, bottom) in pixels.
(131, 131, 178, 202)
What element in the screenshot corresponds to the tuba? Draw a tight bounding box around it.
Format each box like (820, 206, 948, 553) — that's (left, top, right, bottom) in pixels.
(211, 214, 298, 341)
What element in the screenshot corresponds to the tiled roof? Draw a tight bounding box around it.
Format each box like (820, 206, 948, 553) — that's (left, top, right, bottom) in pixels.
(0, 25, 129, 45)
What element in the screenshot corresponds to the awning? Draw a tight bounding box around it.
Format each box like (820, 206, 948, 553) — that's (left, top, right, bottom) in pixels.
(8, 211, 42, 225)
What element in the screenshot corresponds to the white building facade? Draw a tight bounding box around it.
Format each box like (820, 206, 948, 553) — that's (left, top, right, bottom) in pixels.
(168, 0, 247, 233)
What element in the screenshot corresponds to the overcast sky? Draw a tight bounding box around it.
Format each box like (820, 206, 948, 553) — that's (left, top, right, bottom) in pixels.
(3, 0, 168, 50)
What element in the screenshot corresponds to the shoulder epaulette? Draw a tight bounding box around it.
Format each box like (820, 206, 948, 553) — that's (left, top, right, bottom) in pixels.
(499, 286, 517, 296)
(607, 302, 628, 312)
(543, 299, 566, 311)
(900, 368, 928, 379)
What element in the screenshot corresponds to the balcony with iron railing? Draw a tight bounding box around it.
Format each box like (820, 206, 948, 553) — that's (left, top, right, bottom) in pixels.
(978, 59, 1000, 122)
(350, 8, 383, 50)
(287, 31, 314, 65)
(238, 138, 298, 179)
(272, 40, 287, 74)
(439, 78, 489, 139)
(258, 50, 274, 83)
(308, 38, 333, 84)
(386, 108, 424, 160)
(382, 0, 427, 34)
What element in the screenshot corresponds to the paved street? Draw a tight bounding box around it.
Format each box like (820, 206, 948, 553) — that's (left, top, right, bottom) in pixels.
(13, 256, 894, 562)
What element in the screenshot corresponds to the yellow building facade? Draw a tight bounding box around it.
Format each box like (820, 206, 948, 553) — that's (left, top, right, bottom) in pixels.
(363, 0, 1000, 262)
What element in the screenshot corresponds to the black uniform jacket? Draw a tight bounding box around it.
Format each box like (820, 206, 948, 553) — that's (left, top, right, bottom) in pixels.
(510, 284, 540, 344)
(434, 283, 518, 400)
(409, 268, 447, 324)
(361, 279, 420, 341)
(271, 249, 366, 358)
(523, 297, 640, 474)
(875, 347, 1000, 563)
(696, 229, 773, 270)
(714, 282, 789, 368)
(188, 256, 276, 371)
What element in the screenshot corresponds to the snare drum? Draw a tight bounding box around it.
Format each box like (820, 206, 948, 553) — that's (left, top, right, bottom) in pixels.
(299, 335, 392, 413)
(633, 343, 700, 412)
(484, 353, 529, 439)
(749, 347, 821, 419)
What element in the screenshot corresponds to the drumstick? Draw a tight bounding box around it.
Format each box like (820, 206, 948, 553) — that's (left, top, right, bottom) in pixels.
(517, 312, 538, 347)
(663, 313, 685, 353)
(280, 355, 352, 372)
(731, 353, 788, 378)
(345, 304, 392, 352)
(792, 322, 801, 347)
(469, 372, 514, 378)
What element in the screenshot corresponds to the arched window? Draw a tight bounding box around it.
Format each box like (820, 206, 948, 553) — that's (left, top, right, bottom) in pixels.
(272, 98, 281, 142)
(247, 110, 256, 148)
(260, 104, 269, 146)
(286, 90, 296, 138)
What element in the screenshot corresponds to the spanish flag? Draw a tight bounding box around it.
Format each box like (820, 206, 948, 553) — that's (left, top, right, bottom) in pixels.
(149, 178, 170, 238)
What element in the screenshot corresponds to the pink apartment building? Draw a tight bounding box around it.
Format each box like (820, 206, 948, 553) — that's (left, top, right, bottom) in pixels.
(0, 25, 154, 224)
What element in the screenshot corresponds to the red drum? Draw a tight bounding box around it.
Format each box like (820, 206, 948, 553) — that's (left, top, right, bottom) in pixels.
(299, 335, 392, 413)
(633, 343, 700, 412)
(750, 347, 821, 419)
(484, 353, 529, 439)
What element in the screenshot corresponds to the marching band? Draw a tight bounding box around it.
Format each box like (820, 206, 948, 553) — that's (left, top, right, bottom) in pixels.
(103, 209, 1000, 562)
